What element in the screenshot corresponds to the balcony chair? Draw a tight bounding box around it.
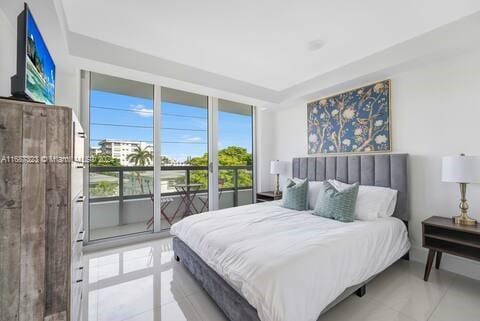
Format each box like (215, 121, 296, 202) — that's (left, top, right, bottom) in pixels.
(198, 179, 225, 212)
(146, 184, 175, 229)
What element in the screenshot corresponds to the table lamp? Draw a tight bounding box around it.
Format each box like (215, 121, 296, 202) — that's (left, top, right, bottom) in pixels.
(270, 160, 288, 197)
(442, 154, 480, 225)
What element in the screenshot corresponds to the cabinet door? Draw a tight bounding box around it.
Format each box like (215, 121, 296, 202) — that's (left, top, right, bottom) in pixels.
(71, 194, 85, 246)
(0, 101, 23, 321)
(45, 106, 70, 320)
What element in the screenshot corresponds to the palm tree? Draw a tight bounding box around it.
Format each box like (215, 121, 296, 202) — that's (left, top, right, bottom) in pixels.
(126, 145, 153, 193)
(126, 145, 153, 166)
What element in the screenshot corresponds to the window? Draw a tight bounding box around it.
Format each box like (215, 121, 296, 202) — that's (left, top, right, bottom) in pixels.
(82, 71, 256, 242)
(88, 73, 154, 241)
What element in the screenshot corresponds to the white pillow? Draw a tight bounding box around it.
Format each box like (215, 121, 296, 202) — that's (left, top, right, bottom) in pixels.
(381, 190, 397, 217)
(328, 180, 397, 220)
(307, 181, 324, 210)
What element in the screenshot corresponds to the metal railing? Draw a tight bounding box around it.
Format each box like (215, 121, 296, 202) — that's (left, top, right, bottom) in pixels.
(89, 165, 254, 208)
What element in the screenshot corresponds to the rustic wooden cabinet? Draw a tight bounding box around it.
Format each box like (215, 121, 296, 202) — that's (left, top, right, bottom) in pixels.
(0, 98, 85, 321)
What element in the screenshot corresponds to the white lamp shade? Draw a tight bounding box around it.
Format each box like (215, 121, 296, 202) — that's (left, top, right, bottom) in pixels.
(270, 160, 280, 174)
(270, 160, 289, 175)
(442, 155, 480, 183)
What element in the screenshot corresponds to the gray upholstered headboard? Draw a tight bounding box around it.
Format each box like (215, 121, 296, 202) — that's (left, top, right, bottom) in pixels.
(292, 154, 408, 221)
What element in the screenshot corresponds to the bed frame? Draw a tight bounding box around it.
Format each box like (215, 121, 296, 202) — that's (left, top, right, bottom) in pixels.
(173, 154, 409, 321)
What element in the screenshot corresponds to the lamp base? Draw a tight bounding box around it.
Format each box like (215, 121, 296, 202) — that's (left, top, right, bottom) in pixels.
(274, 173, 280, 197)
(452, 214, 477, 226)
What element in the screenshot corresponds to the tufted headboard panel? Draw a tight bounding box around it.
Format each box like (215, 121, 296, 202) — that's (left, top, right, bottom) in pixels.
(292, 154, 408, 221)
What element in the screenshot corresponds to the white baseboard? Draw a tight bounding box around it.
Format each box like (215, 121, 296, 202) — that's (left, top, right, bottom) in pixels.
(410, 246, 480, 281)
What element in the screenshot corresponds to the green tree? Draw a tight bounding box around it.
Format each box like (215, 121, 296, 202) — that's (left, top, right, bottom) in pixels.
(91, 181, 118, 197)
(161, 156, 172, 165)
(89, 153, 120, 197)
(90, 153, 121, 167)
(126, 146, 153, 166)
(218, 146, 252, 166)
(187, 146, 252, 190)
(126, 145, 153, 194)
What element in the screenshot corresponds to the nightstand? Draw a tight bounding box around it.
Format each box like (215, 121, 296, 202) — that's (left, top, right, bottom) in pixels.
(256, 191, 282, 203)
(422, 216, 480, 281)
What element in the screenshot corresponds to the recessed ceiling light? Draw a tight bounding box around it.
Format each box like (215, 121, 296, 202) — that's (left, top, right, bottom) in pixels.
(308, 39, 326, 51)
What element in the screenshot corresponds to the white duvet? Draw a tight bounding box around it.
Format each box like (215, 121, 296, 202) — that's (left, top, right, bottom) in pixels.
(170, 201, 410, 321)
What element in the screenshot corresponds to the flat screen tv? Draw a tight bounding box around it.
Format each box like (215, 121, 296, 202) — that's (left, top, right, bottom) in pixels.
(11, 3, 55, 105)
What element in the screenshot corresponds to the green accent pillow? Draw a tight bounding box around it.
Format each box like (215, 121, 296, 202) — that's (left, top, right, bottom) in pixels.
(282, 178, 308, 211)
(312, 181, 359, 222)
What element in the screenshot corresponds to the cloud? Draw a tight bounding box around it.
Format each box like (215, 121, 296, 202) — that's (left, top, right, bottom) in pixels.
(182, 135, 202, 143)
(130, 104, 153, 117)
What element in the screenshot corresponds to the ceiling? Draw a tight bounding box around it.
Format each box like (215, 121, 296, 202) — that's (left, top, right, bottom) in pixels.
(2, 0, 479, 107)
(61, 0, 480, 92)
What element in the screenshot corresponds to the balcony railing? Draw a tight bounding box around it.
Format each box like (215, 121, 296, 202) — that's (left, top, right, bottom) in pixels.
(89, 165, 253, 207)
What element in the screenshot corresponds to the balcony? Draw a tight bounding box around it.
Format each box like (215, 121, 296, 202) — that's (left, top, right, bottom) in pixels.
(88, 165, 253, 240)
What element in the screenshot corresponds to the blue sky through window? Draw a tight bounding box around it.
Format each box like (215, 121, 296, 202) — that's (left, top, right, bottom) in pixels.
(90, 90, 252, 162)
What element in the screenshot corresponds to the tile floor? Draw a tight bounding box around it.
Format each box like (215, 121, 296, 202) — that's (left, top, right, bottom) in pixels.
(84, 237, 480, 321)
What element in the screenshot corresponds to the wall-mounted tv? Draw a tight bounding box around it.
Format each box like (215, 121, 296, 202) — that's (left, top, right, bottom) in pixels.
(11, 3, 55, 105)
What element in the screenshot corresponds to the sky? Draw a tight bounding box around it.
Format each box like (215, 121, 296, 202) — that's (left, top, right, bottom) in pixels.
(90, 90, 253, 162)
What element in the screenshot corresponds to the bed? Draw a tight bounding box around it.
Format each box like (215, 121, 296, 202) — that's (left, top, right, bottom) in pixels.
(171, 154, 410, 321)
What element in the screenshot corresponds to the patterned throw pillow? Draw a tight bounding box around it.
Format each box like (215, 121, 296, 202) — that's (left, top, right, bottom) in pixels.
(282, 178, 308, 211)
(312, 181, 359, 222)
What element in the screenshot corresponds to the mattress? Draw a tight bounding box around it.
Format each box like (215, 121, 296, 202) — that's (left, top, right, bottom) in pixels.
(170, 201, 410, 321)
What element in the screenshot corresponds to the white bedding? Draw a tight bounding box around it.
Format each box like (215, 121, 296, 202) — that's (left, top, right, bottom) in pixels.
(170, 201, 410, 321)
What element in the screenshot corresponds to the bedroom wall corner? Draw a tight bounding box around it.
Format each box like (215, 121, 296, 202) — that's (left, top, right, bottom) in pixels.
(0, 8, 16, 98)
(256, 108, 276, 192)
(55, 69, 81, 116)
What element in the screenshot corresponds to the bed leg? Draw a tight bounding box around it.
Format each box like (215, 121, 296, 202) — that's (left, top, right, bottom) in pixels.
(175, 255, 180, 262)
(355, 285, 366, 298)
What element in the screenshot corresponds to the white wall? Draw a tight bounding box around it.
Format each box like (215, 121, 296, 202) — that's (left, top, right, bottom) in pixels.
(261, 47, 480, 280)
(0, 9, 16, 98)
(55, 69, 80, 115)
(256, 109, 276, 192)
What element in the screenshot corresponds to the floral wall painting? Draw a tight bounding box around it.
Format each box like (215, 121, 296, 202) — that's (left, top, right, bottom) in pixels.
(307, 80, 391, 154)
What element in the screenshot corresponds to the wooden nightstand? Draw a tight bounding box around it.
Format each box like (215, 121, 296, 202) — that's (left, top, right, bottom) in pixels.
(256, 191, 282, 203)
(422, 216, 480, 281)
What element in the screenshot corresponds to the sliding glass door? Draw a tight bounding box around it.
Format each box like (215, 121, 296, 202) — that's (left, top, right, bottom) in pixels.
(216, 99, 254, 209)
(159, 88, 209, 230)
(88, 73, 154, 241)
(84, 71, 255, 241)
(157, 92, 254, 228)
